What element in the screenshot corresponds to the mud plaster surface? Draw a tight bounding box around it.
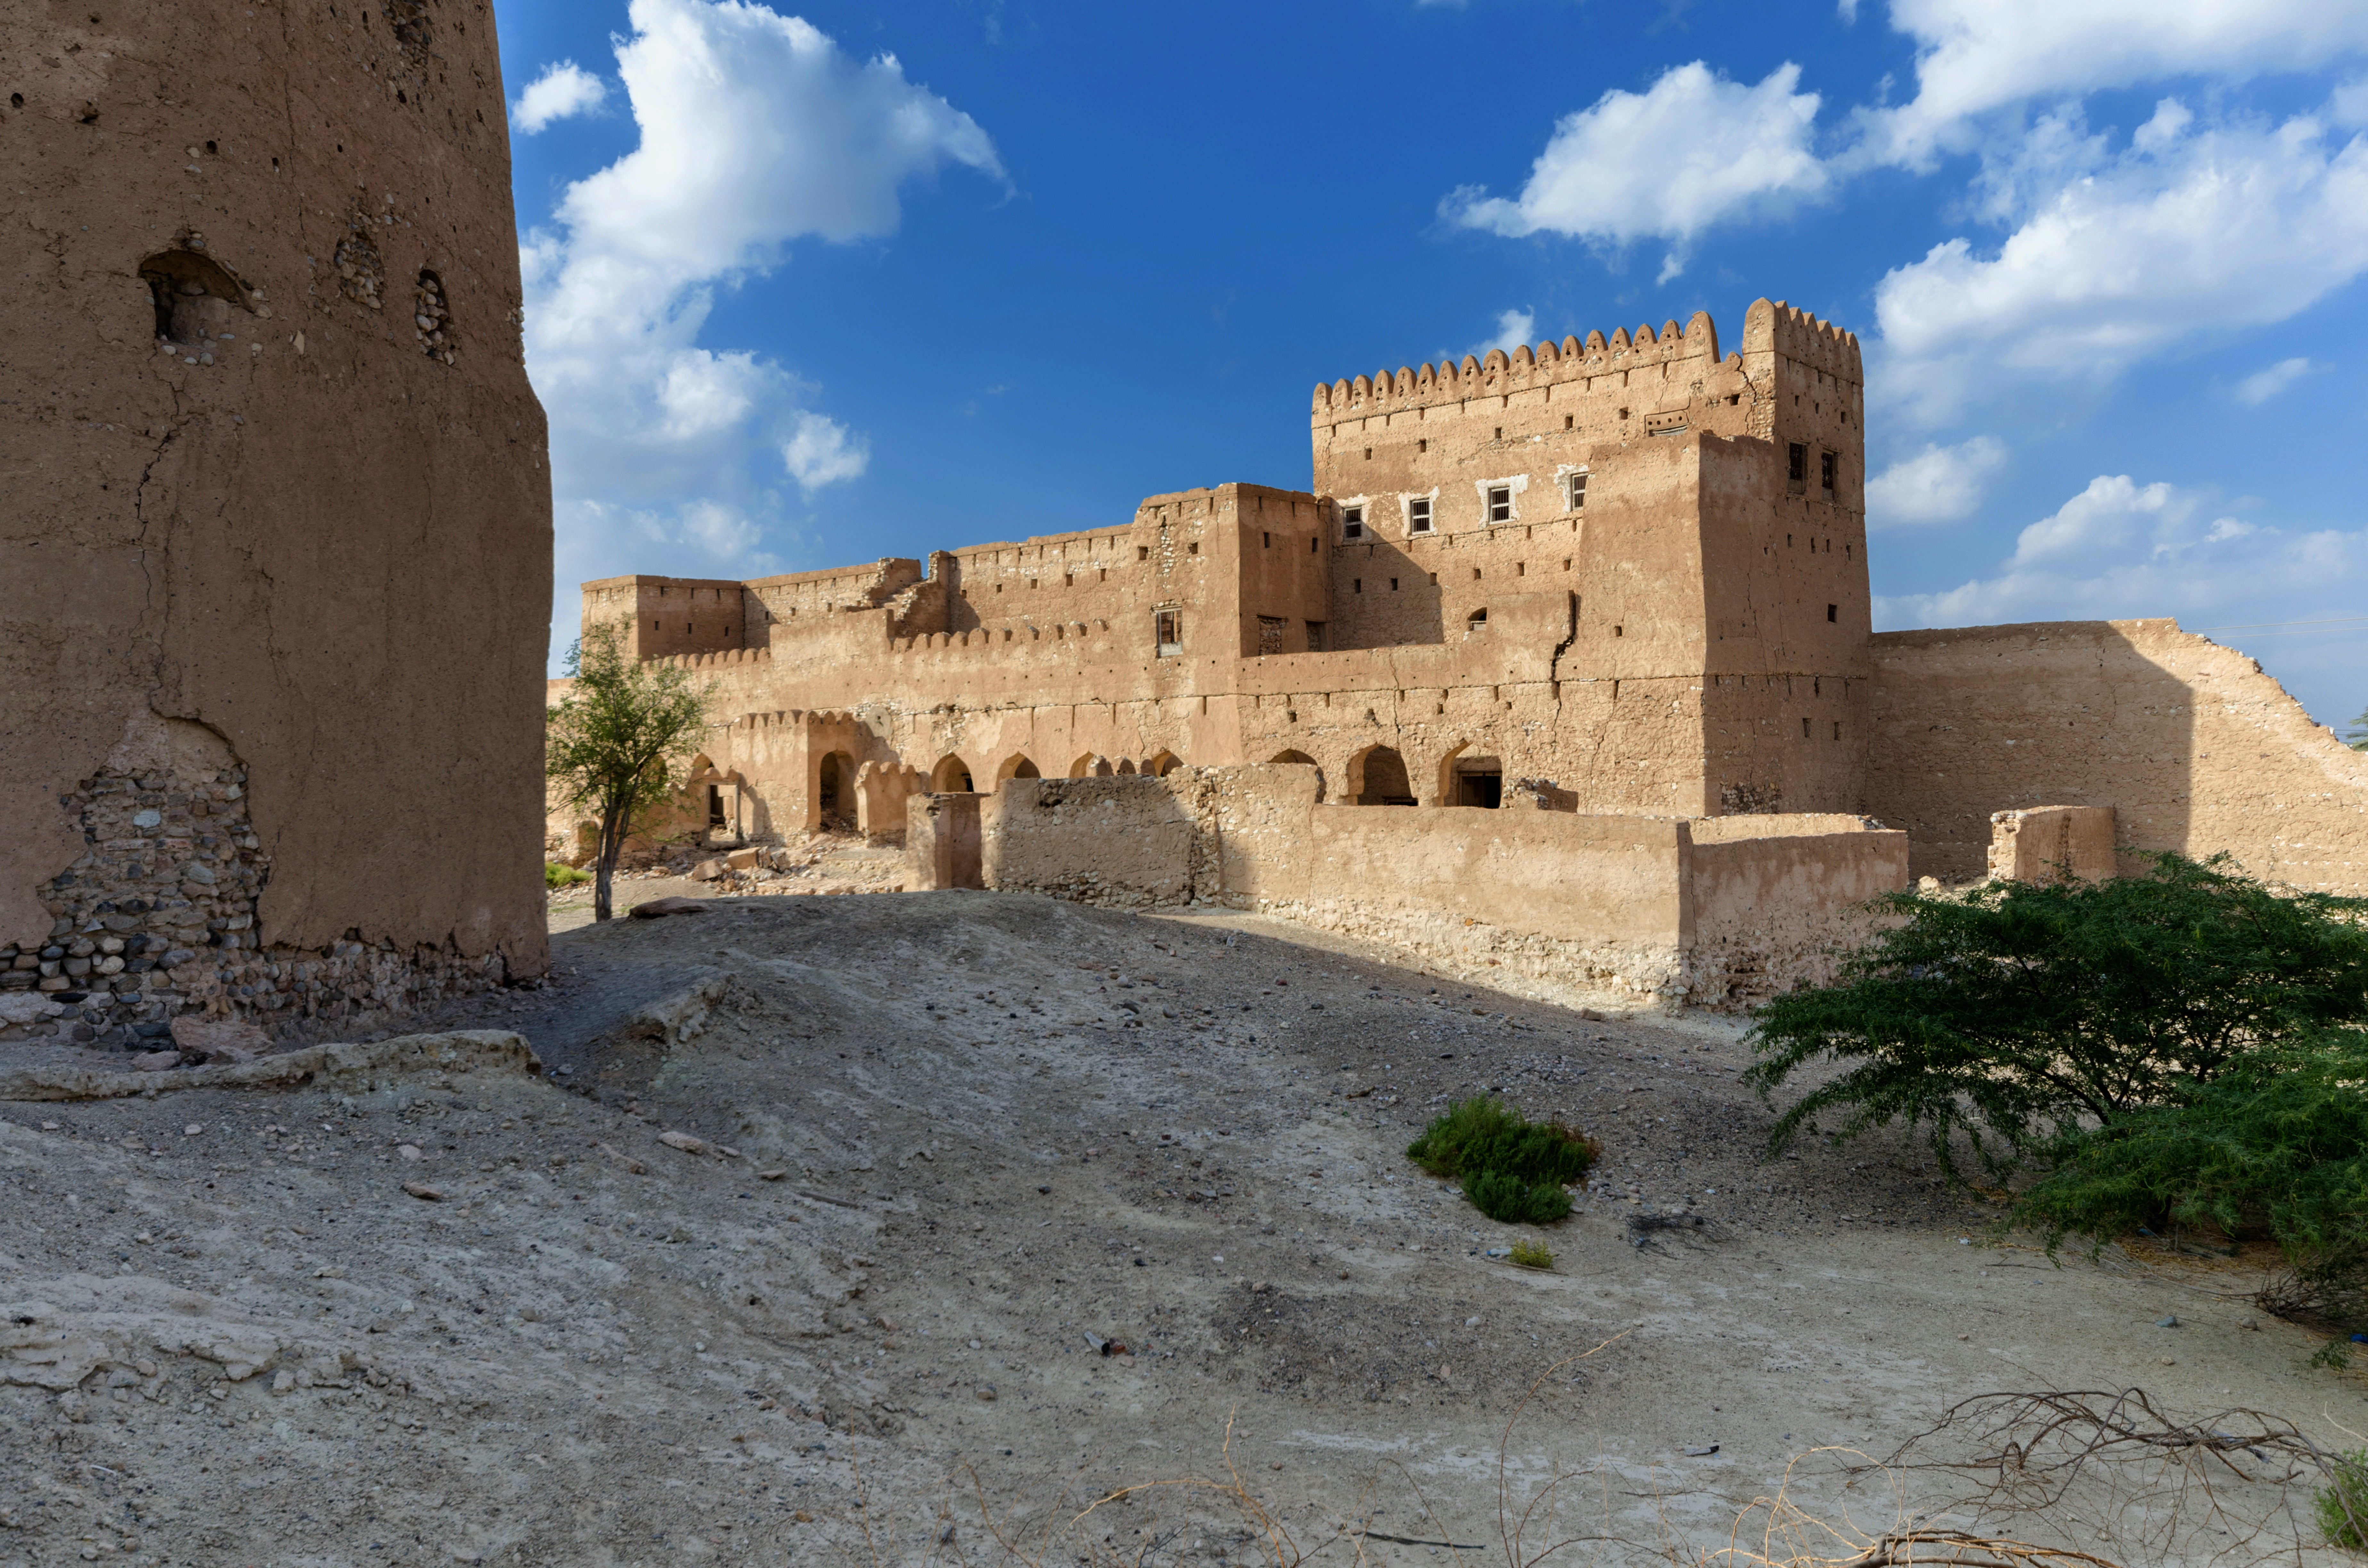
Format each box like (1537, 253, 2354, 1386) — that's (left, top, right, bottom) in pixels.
(3, 892, 2361, 1566)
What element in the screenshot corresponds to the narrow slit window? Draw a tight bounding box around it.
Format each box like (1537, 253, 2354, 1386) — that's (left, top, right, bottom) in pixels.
(1820, 450, 1837, 492)
(1827, 603, 1838, 623)
(1787, 442, 1807, 490)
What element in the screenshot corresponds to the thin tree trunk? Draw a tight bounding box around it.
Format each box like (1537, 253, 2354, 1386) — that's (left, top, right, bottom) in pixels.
(595, 797, 628, 921)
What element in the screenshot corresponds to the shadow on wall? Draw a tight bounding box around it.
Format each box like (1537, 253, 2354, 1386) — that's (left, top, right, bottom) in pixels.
(1336, 538, 1446, 647)
(1867, 621, 2198, 881)
(1865, 619, 2368, 894)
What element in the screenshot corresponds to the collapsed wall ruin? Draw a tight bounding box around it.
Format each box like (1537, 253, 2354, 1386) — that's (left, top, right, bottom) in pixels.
(2, 1, 553, 1048)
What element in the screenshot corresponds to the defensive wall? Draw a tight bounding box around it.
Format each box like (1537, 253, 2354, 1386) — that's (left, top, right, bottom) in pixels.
(560, 300, 1880, 854)
(1867, 619, 2368, 893)
(3, 1, 552, 1048)
(968, 764, 1908, 1009)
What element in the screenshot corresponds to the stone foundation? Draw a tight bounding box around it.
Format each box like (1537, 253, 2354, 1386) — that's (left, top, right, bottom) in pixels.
(0, 720, 502, 1050)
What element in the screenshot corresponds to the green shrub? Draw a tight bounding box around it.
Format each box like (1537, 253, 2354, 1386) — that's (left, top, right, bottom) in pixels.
(1408, 1096, 1595, 1226)
(2320, 1449, 2368, 1550)
(545, 862, 591, 889)
(2013, 1027, 2368, 1327)
(1744, 853, 2368, 1181)
(1508, 1239, 1555, 1270)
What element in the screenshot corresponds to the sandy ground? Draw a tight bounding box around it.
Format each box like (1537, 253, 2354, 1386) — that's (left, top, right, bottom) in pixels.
(4, 889, 2363, 1568)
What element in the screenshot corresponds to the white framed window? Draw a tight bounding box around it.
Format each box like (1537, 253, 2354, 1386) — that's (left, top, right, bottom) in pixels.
(1408, 496, 1433, 534)
(1155, 608, 1182, 657)
(1567, 471, 1588, 510)
(1486, 484, 1513, 524)
(1341, 504, 1364, 541)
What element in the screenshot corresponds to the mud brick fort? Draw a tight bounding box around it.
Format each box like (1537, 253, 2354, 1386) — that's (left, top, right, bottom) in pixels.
(1, 2, 551, 1048)
(570, 303, 2368, 999)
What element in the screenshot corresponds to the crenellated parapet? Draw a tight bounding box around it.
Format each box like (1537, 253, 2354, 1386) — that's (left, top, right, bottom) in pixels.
(1740, 298, 1862, 382)
(1310, 311, 1726, 421)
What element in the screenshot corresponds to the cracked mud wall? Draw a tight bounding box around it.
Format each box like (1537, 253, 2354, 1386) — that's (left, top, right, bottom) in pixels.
(1, 4, 551, 1011)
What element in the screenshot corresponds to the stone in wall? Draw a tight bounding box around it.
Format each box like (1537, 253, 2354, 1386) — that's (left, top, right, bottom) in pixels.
(0, 718, 502, 1051)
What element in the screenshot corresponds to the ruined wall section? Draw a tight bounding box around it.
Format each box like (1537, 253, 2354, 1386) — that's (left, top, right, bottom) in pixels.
(981, 767, 1905, 1007)
(2, 0, 551, 1042)
(1866, 620, 2368, 892)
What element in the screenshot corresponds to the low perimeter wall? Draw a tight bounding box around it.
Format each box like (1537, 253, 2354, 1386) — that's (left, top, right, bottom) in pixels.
(980, 765, 1907, 1008)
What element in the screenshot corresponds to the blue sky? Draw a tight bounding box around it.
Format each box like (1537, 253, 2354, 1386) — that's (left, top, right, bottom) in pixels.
(496, 0, 2368, 729)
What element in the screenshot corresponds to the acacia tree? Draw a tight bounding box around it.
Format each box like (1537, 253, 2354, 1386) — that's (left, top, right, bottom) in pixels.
(545, 621, 713, 921)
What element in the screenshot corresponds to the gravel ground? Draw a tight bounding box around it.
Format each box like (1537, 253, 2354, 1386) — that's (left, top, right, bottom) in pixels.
(3, 890, 2359, 1567)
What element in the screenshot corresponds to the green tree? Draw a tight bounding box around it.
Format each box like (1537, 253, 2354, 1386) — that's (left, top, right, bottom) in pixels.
(2347, 704, 2368, 751)
(544, 621, 714, 922)
(1742, 853, 2368, 1181)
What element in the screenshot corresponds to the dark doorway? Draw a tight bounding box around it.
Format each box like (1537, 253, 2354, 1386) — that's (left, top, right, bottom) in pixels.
(1454, 756, 1504, 808)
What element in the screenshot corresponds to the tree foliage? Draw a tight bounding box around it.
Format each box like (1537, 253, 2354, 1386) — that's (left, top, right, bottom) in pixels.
(1742, 853, 2368, 1180)
(545, 621, 713, 921)
(2012, 1028, 2368, 1327)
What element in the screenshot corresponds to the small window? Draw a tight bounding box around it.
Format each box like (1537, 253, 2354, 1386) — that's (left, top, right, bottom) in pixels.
(1155, 609, 1182, 655)
(1492, 426, 1503, 441)
(1567, 472, 1587, 511)
(1564, 414, 1573, 430)
(1417, 438, 1427, 453)
(1827, 603, 1838, 623)
(1342, 505, 1364, 541)
(1467, 608, 1488, 633)
(1262, 531, 1271, 548)
(1310, 536, 1319, 554)
(1486, 485, 1512, 523)
(1802, 717, 1812, 739)
(1820, 450, 1837, 492)
(1137, 545, 1150, 561)
(1363, 446, 1372, 460)
(1353, 578, 1362, 594)
(1787, 442, 1807, 490)
(1389, 577, 1400, 591)
(1408, 497, 1433, 534)
(1188, 542, 1199, 556)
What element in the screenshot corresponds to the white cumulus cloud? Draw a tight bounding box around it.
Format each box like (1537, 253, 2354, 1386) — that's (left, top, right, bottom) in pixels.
(1448, 308, 1535, 365)
(523, 0, 1004, 657)
(782, 412, 870, 490)
(1870, 103, 2368, 427)
(1440, 62, 1828, 281)
(1855, 0, 2368, 167)
(1877, 475, 2368, 647)
(512, 61, 609, 135)
(2235, 356, 2318, 405)
(1866, 436, 2008, 529)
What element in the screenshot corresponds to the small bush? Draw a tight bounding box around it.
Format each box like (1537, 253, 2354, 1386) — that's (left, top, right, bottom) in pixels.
(546, 862, 591, 889)
(1508, 1239, 1554, 1270)
(2320, 1449, 2368, 1550)
(1408, 1096, 1595, 1226)
(1464, 1169, 1572, 1225)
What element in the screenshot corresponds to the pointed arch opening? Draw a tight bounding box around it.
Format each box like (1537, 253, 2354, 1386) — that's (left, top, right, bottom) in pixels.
(996, 754, 1042, 783)
(932, 754, 976, 793)
(1347, 745, 1415, 806)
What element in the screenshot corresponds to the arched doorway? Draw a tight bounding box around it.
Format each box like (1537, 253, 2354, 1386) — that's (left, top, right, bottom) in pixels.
(817, 750, 856, 826)
(1348, 745, 1416, 806)
(1266, 749, 1325, 803)
(932, 754, 976, 793)
(1146, 750, 1182, 777)
(996, 754, 1042, 783)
